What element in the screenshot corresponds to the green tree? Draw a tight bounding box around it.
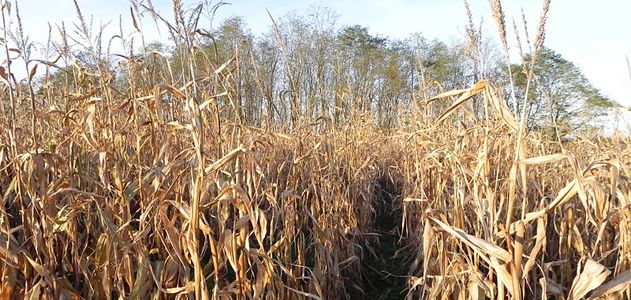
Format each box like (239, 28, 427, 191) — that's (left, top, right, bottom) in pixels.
(337, 25, 386, 114)
(513, 48, 616, 135)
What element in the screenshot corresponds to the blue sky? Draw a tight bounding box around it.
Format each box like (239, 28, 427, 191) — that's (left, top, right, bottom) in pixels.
(10, 0, 631, 107)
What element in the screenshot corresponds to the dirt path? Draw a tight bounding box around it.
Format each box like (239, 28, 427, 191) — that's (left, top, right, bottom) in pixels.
(360, 175, 407, 300)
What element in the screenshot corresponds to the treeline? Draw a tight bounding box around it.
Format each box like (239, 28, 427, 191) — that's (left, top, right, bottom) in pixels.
(11, 4, 616, 134)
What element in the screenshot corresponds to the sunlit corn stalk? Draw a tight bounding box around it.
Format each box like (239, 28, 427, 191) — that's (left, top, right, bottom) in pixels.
(10, 3, 38, 150)
(171, 0, 208, 297)
(1, 0, 16, 150)
(514, 0, 551, 225)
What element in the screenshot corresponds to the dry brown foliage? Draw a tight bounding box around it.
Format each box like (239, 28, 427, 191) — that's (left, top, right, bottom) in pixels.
(0, 0, 629, 299)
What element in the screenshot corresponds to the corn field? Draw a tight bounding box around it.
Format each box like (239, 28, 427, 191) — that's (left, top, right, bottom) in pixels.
(0, 0, 630, 299)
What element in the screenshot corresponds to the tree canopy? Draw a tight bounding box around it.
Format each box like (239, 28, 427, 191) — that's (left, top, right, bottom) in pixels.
(513, 48, 616, 135)
(27, 7, 617, 135)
